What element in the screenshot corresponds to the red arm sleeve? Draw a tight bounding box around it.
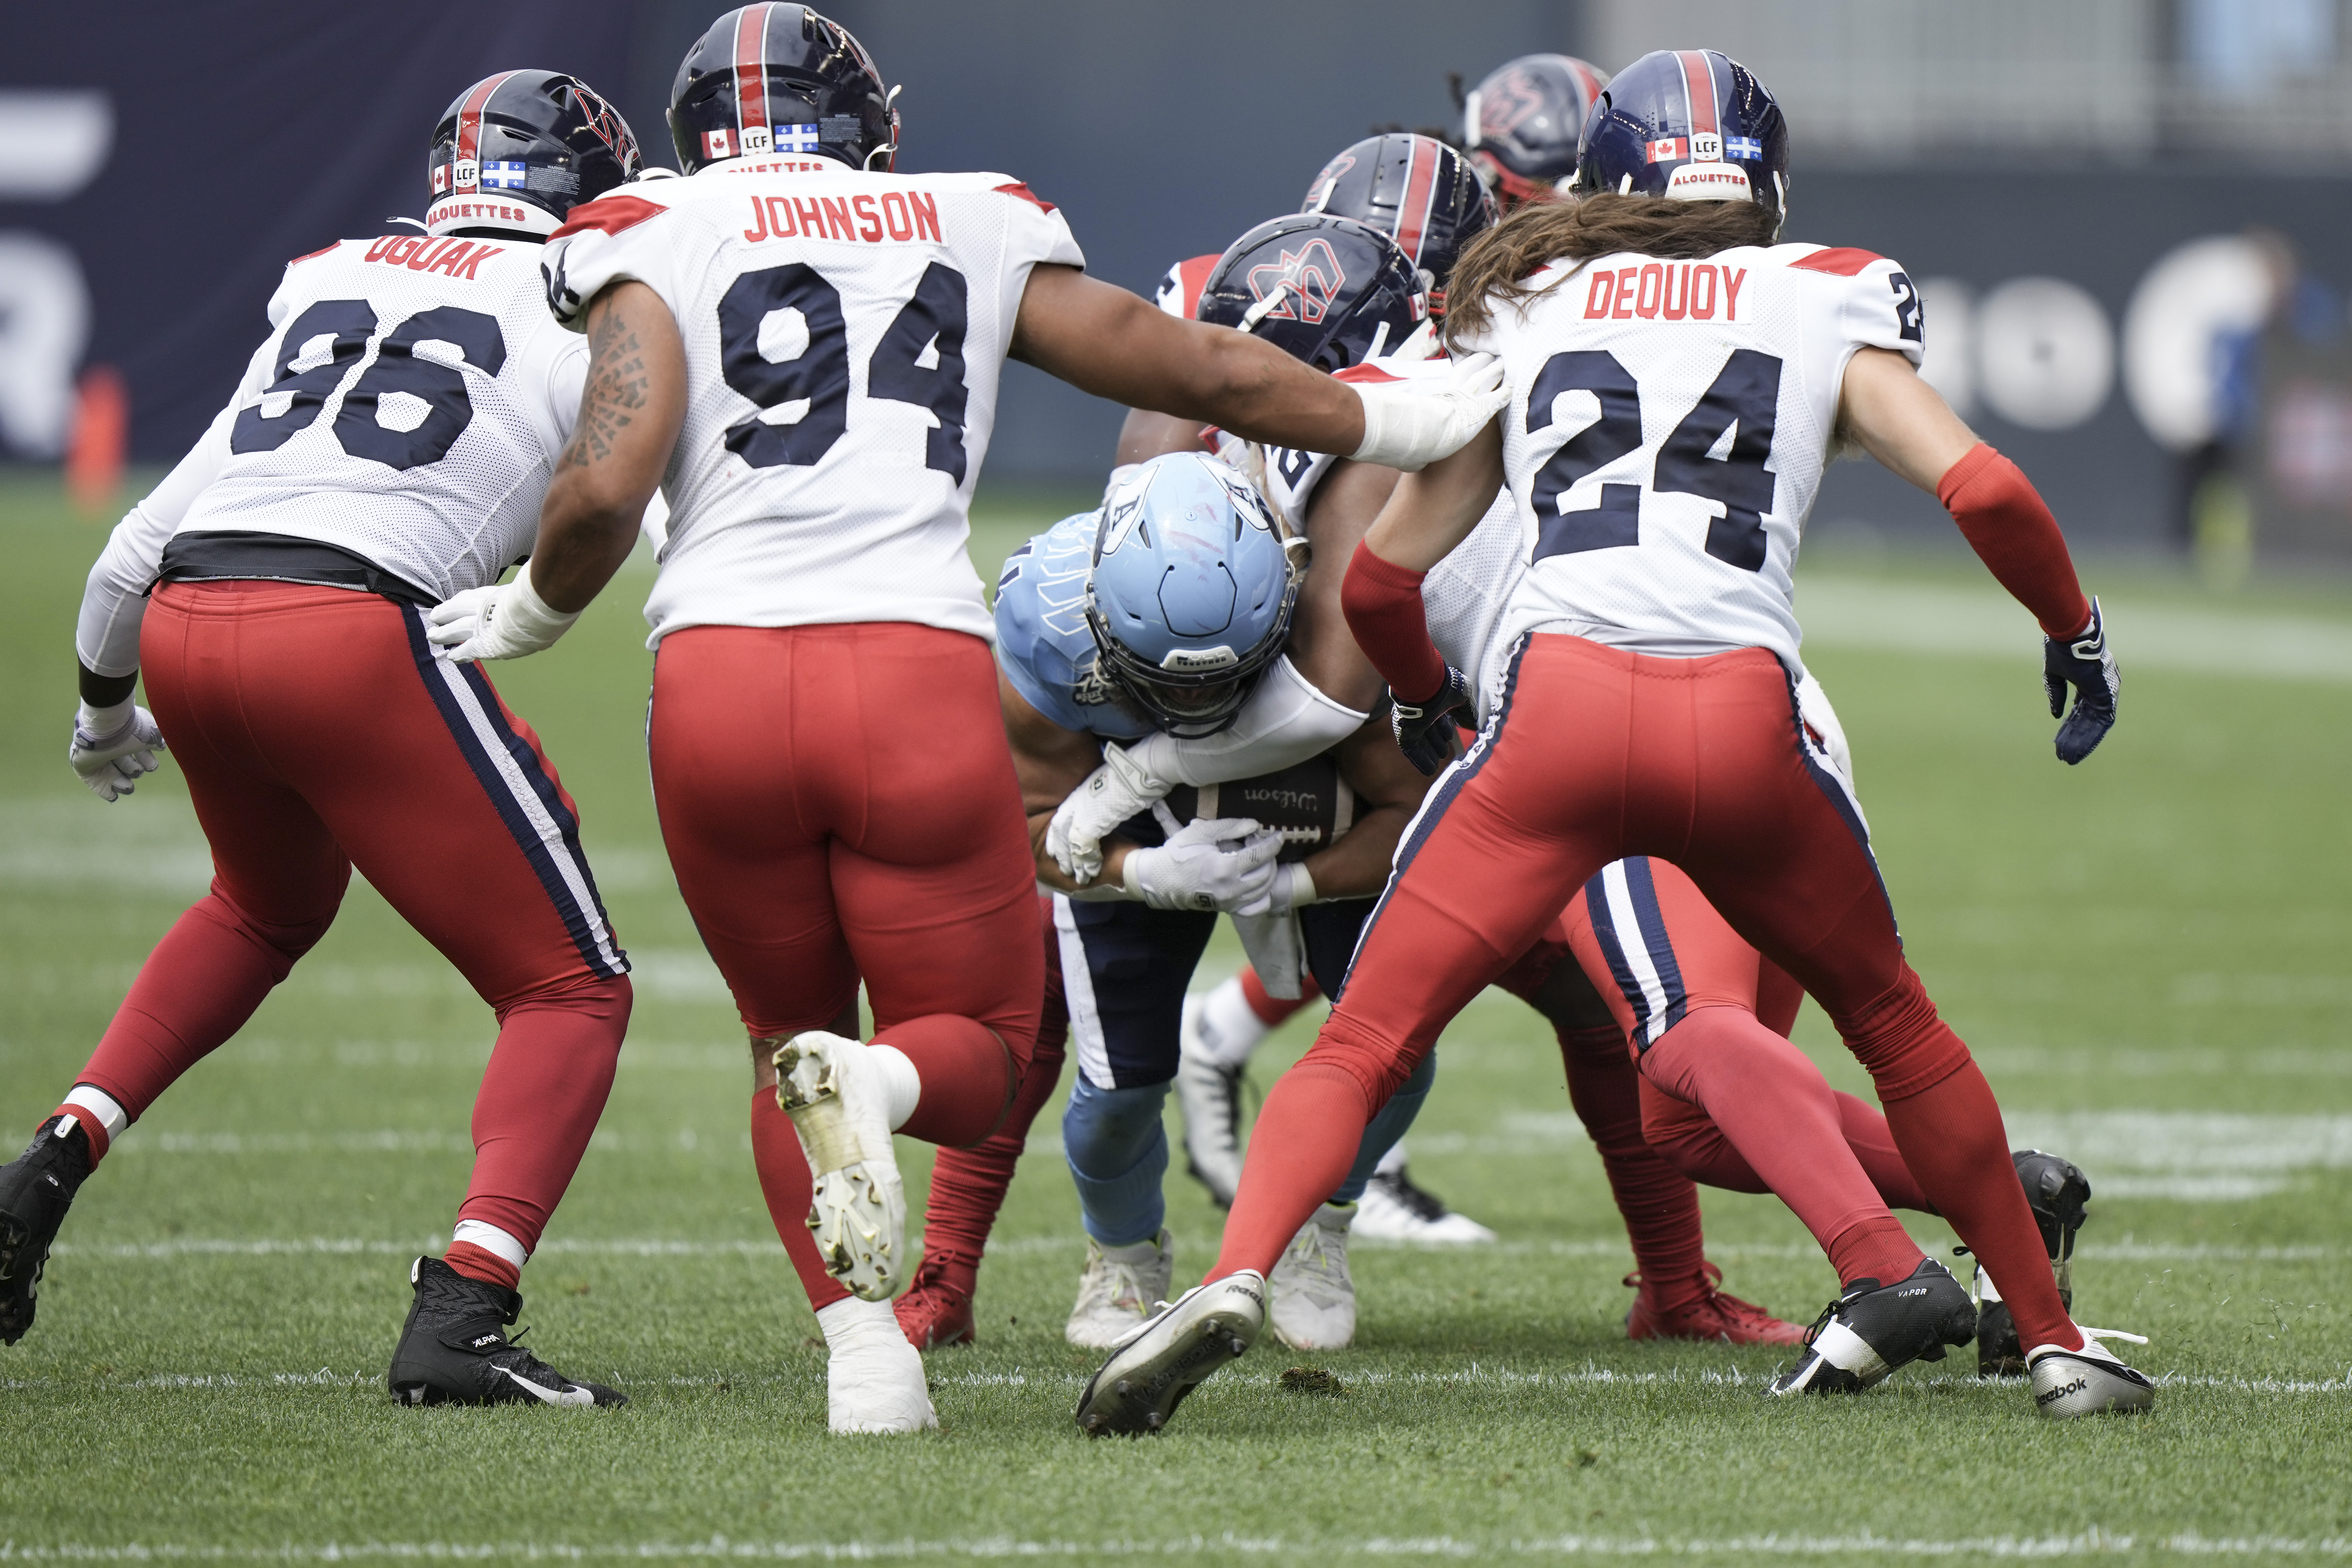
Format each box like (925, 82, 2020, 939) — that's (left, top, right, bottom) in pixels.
(1936, 443, 2093, 639)
(1340, 539, 1449, 703)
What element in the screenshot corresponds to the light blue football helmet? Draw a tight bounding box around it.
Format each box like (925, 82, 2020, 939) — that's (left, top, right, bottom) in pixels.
(1084, 451, 1299, 737)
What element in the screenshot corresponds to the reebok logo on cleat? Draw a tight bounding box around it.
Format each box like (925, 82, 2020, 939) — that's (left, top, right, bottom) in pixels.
(2037, 1376, 2089, 1407)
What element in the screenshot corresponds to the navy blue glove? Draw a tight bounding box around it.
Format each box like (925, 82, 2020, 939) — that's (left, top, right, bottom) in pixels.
(1391, 666, 1473, 776)
(2043, 595, 2119, 765)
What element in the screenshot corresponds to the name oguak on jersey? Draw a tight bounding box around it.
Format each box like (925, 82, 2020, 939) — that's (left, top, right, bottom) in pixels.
(358, 232, 510, 280)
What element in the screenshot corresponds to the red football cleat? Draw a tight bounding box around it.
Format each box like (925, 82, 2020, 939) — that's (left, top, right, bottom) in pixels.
(1623, 1262, 1807, 1345)
(894, 1250, 978, 1350)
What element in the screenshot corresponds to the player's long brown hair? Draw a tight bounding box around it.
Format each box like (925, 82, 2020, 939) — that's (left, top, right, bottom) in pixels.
(1444, 195, 1779, 346)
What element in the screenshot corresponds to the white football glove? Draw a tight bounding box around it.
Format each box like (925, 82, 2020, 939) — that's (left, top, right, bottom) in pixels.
(70, 699, 167, 802)
(1121, 817, 1283, 912)
(426, 563, 580, 663)
(1350, 351, 1508, 472)
(1048, 741, 1179, 885)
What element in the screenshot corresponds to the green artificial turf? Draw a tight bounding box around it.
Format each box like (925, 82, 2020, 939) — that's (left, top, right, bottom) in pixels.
(2, 469, 2350, 1563)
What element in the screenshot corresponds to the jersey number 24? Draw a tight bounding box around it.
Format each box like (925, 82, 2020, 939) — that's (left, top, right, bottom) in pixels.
(1526, 348, 1782, 572)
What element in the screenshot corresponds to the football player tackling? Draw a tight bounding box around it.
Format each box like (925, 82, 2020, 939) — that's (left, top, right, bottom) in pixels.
(1077, 49, 2147, 1434)
(0, 73, 646, 1408)
(431, 4, 1502, 1433)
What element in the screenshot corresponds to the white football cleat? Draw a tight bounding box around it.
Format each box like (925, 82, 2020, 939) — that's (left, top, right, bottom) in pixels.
(818, 1296, 937, 1434)
(1066, 1230, 1175, 1351)
(1075, 1270, 1265, 1437)
(1270, 1202, 1357, 1350)
(1353, 1163, 1497, 1245)
(2028, 1326, 2155, 1418)
(773, 1030, 905, 1302)
(1175, 997, 1247, 1207)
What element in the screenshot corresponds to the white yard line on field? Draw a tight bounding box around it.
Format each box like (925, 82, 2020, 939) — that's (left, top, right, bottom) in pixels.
(1, 1530, 2348, 1559)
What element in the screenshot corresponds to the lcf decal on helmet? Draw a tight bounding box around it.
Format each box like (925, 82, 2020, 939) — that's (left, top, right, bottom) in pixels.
(426, 71, 642, 240)
(668, 3, 899, 173)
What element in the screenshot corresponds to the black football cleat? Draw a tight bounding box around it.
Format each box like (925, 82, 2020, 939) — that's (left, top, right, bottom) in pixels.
(388, 1256, 626, 1408)
(0, 1117, 95, 1347)
(1976, 1149, 2092, 1377)
(1768, 1258, 1980, 1396)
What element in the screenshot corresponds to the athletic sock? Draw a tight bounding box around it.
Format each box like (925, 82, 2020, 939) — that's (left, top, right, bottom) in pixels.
(872, 1013, 1014, 1147)
(916, 1030, 1066, 1268)
(1241, 967, 1319, 1023)
(1063, 1079, 1172, 1247)
(1641, 1007, 1925, 1291)
(1208, 1063, 1369, 1282)
(1833, 1090, 1937, 1213)
(1555, 1023, 1708, 1309)
(444, 1229, 524, 1292)
(749, 1087, 852, 1311)
(452, 975, 629, 1266)
(49, 1086, 127, 1165)
(1880, 1059, 2079, 1352)
(72, 889, 328, 1127)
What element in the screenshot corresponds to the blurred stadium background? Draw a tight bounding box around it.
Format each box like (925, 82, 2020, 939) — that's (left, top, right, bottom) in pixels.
(8, 0, 2352, 567)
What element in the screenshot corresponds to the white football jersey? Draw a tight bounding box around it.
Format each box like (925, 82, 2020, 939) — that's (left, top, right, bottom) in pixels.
(540, 158, 1085, 646)
(1450, 241, 1926, 673)
(1246, 356, 1524, 721)
(174, 234, 588, 599)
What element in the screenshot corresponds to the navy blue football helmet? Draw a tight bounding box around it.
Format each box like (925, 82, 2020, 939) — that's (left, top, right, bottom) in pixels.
(1571, 49, 1789, 230)
(669, 4, 897, 174)
(1198, 215, 1428, 374)
(1463, 54, 1610, 210)
(427, 71, 640, 239)
(1086, 453, 1299, 737)
(1301, 134, 1494, 309)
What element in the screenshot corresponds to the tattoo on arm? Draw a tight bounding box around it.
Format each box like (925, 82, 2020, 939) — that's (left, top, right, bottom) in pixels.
(559, 297, 651, 470)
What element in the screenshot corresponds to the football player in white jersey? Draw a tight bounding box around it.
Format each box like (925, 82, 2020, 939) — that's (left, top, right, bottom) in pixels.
(426, 5, 1502, 1434)
(0, 72, 647, 1408)
(1080, 49, 2149, 1434)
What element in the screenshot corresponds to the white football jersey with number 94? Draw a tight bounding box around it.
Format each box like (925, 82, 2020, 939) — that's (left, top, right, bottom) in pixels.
(541, 162, 1084, 647)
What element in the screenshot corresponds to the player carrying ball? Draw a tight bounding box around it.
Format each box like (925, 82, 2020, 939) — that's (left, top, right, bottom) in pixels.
(1077, 48, 2148, 1435)
(429, 4, 1503, 1433)
(1, 71, 648, 1408)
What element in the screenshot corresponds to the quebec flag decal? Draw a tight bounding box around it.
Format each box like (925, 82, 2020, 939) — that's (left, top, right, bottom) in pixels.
(775, 123, 822, 153)
(481, 160, 529, 191)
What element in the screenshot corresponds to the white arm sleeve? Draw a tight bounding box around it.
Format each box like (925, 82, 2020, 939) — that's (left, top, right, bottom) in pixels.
(1123, 656, 1370, 788)
(74, 399, 238, 677)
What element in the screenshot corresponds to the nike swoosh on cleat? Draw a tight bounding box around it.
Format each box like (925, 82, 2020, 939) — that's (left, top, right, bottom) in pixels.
(495, 1367, 594, 1407)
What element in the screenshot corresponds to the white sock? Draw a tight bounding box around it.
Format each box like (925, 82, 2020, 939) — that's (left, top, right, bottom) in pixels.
(62, 1084, 128, 1142)
(816, 1293, 902, 1349)
(866, 1042, 921, 1131)
(1192, 976, 1272, 1070)
(1373, 1140, 1408, 1178)
(450, 1219, 529, 1270)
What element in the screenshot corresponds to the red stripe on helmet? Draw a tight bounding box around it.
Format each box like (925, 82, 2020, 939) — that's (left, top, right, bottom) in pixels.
(455, 70, 521, 190)
(1678, 51, 1720, 138)
(1392, 137, 1439, 267)
(1568, 58, 1608, 117)
(735, 4, 772, 141)
(1177, 253, 1218, 320)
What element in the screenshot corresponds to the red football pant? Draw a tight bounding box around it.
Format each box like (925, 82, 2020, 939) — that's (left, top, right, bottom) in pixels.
(1214, 635, 2072, 1349)
(73, 582, 631, 1284)
(650, 623, 1044, 1311)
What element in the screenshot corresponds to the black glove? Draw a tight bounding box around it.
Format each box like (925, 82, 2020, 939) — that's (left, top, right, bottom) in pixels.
(1391, 666, 1474, 776)
(2043, 595, 2119, 766)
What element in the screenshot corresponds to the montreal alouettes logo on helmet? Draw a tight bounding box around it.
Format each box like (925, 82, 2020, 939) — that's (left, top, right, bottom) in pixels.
(1304, 151, 1358, 209)
(574, 82, 634, 164)
(1246, 238, 1349, 325)
(1478, 65, 1547, 137)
